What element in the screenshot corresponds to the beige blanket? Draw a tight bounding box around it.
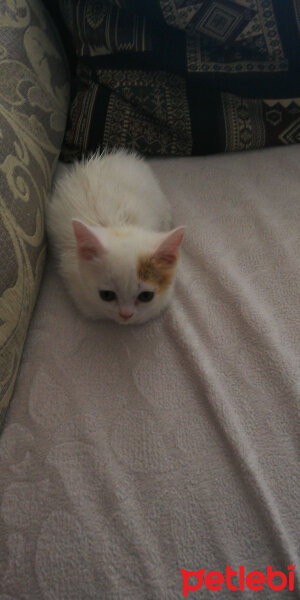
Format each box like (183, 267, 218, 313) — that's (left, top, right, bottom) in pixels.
(0, 146, 299, 599)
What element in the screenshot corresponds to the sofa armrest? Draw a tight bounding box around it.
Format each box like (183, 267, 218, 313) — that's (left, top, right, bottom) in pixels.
(0, 0, 70, 429)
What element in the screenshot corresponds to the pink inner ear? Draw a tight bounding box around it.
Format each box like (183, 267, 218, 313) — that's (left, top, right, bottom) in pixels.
(72, 219, 105, 261)
(153, 226, 185, 265)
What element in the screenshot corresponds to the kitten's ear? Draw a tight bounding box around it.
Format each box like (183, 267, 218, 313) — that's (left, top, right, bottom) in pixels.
(72, 219, 106, 261)
(152, 226, 186, 266)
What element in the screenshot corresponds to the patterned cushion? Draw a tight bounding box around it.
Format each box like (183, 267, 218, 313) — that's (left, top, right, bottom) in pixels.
(0, 0, 69, 430)
(57, 0, 300, 159)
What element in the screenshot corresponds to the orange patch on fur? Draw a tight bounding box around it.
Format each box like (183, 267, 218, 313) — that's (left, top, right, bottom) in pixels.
(109, 228, 130, 238)
(137, 255, 176, 293)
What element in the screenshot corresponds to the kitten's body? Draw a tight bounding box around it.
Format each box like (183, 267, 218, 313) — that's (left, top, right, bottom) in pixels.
(47, 151, 184, 324)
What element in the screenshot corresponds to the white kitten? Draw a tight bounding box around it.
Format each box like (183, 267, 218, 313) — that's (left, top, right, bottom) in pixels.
(47, 150, 185, 325)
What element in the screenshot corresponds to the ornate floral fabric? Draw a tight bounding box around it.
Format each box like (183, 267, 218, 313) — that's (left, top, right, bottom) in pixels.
(50, 0, 300, 159)
(0, 0, 70, 429)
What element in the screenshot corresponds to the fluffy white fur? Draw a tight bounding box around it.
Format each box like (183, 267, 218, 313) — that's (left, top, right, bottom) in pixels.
(47, 150, 185, 325)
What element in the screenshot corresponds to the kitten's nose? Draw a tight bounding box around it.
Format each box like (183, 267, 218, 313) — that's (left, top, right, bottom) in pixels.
(119, 311, 133, 321)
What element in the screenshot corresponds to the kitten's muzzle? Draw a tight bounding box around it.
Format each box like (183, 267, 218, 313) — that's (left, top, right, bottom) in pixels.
(119, 311, 134, 321)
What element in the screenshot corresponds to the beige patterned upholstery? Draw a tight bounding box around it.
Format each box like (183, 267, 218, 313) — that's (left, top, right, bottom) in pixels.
(0, 0, 69, 429)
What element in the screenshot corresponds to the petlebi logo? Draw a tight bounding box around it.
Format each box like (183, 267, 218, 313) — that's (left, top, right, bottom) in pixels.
(181, 564, 296, 596)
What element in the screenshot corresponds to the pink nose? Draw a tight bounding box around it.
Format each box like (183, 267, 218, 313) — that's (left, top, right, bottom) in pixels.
(119, 312, 133, 321)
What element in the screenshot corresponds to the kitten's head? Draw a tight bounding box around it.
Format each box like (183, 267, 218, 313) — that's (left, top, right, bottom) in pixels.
(72, 219, 185, 324)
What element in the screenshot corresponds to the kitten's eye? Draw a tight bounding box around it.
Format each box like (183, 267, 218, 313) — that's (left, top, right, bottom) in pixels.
(138, 291, 155, 303)
(99, 290, 116, 302)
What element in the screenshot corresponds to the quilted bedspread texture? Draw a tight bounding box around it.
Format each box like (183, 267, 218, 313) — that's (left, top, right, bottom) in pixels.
(0, 146, 299, 598)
